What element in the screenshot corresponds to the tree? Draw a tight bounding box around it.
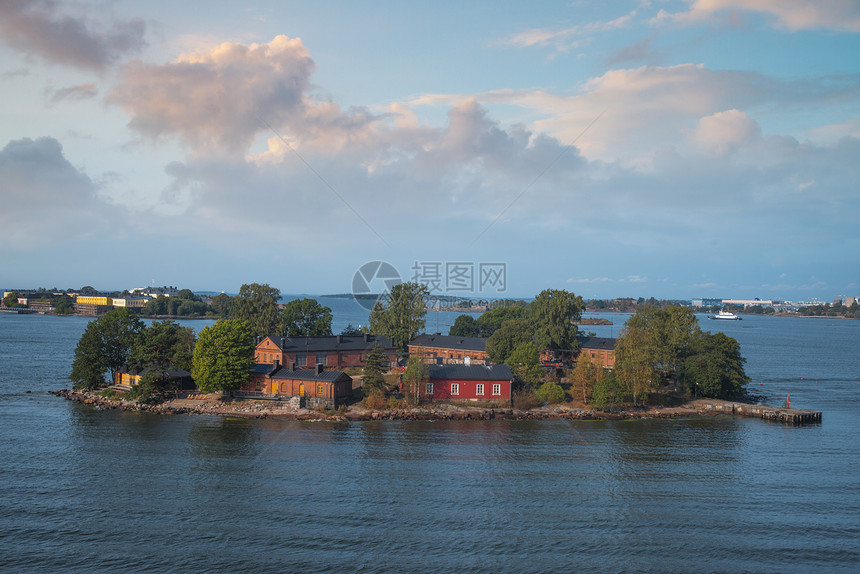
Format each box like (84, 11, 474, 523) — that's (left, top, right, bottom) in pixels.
(590, 371, 628, 410)
(505, 341, 545, 387)
(210, 293, 234, 317)
(279, 298, 333, 337)
(232, 283, 281, 338)
(529, 288, 584, 351)
(615, 318, 658, 405)
(368, 282, 429, 352)
(131, 320, 196, 372)
(449, 314, 480, 337)
(54, 295, 74, 315)
(340, 323, 364, 336)
(571, 352, 603, 404)
(486, 319, 532, 363)
(191, 319, 255, 393)
(2, 291, 22, 308)
(681, 332, 750, 399)
(361, 343, 389, 397)
(402, 353, 429, 404)
(475, 305, 528, 337)
(69, 308, 144, 389)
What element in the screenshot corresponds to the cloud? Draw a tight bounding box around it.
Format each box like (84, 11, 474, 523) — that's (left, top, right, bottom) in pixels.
(45, 82, 99, 105)
(655, 0, 860, 32)
(692, 109, 762, 155)
(502, 11, 637, 53)
(109, 35, 376, 157)
(0, 137, 117, 248)
(0, 0, 146, 70)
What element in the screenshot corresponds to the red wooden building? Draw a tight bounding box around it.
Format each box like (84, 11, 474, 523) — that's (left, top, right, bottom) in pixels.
(255, 334, 396, 370)
(420, 364, 513, 405)
(408, 334, 489, 365)
(240, 361, 353, 409)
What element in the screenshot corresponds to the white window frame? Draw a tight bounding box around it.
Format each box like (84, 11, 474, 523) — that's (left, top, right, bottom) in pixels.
(476, 383, 484, 395)
(425, 382, 433, 395)
(451, 383, 459, 395)
(493, 383, 501, 396)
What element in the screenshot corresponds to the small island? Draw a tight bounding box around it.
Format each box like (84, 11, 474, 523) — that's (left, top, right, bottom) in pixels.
(53, 283, 821, 425)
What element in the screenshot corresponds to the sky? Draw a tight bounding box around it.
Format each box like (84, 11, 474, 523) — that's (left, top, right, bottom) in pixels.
(1, 0, 858, 301)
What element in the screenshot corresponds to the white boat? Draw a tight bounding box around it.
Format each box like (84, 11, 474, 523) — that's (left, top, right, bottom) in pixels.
(709, 310, 741, 320)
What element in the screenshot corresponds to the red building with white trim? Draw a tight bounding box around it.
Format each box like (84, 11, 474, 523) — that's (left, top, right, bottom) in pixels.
(420, 364, 513, 405)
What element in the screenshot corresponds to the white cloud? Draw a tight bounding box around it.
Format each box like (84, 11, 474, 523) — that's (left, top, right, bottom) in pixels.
(503, 11, 638, 53)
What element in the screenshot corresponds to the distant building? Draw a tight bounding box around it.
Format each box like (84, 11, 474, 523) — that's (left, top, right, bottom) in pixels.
(692, 298, 723, 308)
(113, 365, 195, 390)
(577, 337, 617, 369)
(408, 334, 489, 365)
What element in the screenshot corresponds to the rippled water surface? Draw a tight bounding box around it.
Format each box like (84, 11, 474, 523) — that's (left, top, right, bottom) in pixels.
(1, 313, 859, 572)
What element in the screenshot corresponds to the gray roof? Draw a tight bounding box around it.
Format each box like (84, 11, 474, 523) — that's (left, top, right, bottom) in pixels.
(428, 363, 513, 381)
(410, 334, 487, 352)
(579, 336, 617, 350)
(255, 363, 351, 383)
(262, 334, 394, 352)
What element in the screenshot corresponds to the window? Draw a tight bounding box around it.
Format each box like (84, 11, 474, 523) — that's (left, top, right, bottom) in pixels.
(296, 351, 306, 365)
(317, 384, 324, 395)
(451, 383, 459, 395)
(317, 351, 327, 365)
(493, 384, 501, 396)
(476, 383, 484, 395)
(425, 383, 434, 395)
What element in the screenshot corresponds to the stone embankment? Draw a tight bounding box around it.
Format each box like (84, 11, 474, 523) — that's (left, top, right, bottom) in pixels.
(50, 390, 821, 424)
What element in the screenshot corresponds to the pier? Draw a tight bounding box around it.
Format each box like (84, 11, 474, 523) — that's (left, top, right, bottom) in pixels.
(694, 400, 822, 425)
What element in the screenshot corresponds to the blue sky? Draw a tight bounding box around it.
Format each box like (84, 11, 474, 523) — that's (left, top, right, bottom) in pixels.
(1, 0, 858, 301)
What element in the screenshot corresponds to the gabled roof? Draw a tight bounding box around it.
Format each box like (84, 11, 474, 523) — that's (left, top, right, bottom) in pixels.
(271, 366, 351, 382)
(259, 334, 394, 352)
(410, 334, 487, 352)
(579, 336, 617, 350)
(428, 363, 513, 381)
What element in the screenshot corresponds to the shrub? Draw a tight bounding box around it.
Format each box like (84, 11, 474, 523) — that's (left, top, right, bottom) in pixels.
(512, 387, 540, 410)
(536, 381, 565, 404)
(362, 393, 387, 410)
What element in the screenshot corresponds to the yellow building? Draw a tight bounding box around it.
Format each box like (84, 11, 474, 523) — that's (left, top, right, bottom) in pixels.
(75, 296, 113, 306)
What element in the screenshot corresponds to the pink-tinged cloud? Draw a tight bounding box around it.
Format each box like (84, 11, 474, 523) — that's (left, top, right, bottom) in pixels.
(109, 35, 386, 158)
(46, 83, 99, 105)
(657, 0, 860, 32)
(0, 0, 146, 70)
(693, 109, 762, 156)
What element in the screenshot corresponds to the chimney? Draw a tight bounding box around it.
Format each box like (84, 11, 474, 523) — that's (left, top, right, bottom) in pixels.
(337, 334, 343, 344)
(255, 336, 261, 345)
(282, 339, 288, 350)
(436, 357, 443, 365)
(290, 362, 296, 371)
(273, 358, 279, 369)
(364, 333, 370, 343)
(316, 363, 324, 375)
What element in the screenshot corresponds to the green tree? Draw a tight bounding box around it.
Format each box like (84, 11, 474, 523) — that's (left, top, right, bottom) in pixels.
(486, 319, 533, 363)
(233, 283, 281, 338)
(476, 305, 528, 337)
(279, 298, 333, 337)
(367, 282, 429, 352)
(571, 352, 603, 404)
(69, 308, 144, 389)
(125, 369, 178, 404)
(402, 353, 429, 404)
(131, 320, 196, 372)
(590, 371, 628, 410)
(528, 288, 584, 351)
(210, 293, 234, 317)
(79, 285, 98, 295)
(449, 314, 480, 337)
(615, 319, 658, 405)
(191, 319, 255, 393)
(505, 341, 545, 387)
(54, 295, 74, 315)
(681, 332, 750, 399)
(361, 343, 389, 396)
(340, 323, 364, 336)
(2, 291, 23, 308)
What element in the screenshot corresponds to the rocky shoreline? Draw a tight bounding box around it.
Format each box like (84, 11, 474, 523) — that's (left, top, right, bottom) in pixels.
(51, 388, 754, 422)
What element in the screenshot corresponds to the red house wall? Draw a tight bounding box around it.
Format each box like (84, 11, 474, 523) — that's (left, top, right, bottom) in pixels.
(422, 378, 511, 403)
